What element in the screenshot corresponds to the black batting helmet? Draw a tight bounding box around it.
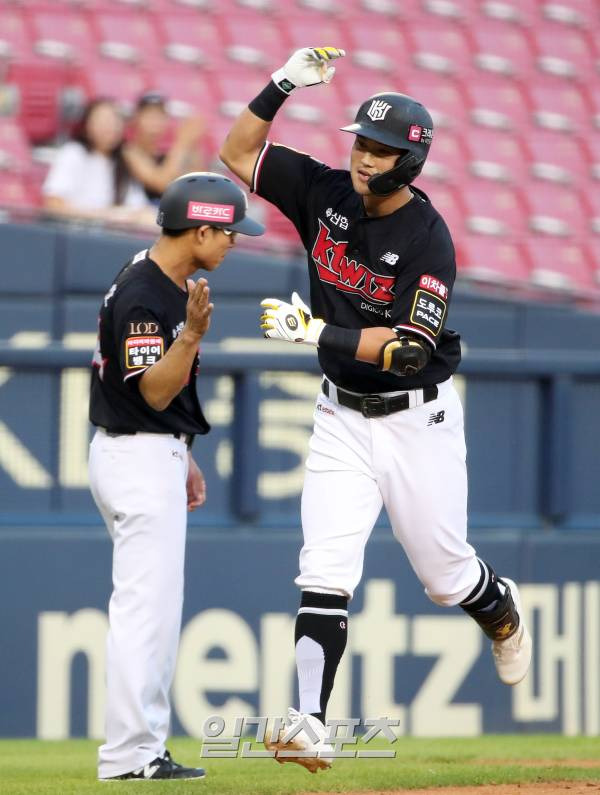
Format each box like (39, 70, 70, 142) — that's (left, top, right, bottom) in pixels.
(340, 92, 434, 195)
(157, 171, 264, 236)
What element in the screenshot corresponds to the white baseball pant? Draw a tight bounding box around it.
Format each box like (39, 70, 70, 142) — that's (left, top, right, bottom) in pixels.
(88, 429, 189, 779)
(296, 377, 481, 602)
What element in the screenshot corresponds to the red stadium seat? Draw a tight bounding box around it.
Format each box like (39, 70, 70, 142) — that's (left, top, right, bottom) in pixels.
(465, 128, 526, 182)
(420, 0, 481, 21)
(91, 11, 162, 63)
(587, 84, 600, 130)
(529, 77, 588, 132)
(397, 71, 467, 130)
(586, 189, 600, 236)
(282, 81, 346, 127)
(414, 178, 465, 239)
(7, 59, 67, 143)
(74, 57, 147, 109)
(0, 118, 32, 172)
(268, 118, 347, 169)
(220, 14, 289, 70)
(523, 180, 588, 238)
(480, 0, 540, 27)
(526, 238, 595, 294)
(586, 133, 600, 181)
(146, 62, 216, 116)
(214, 67, 277, 118)
(420, 130, 466, 185)
(336, 67, 402, 123)
(344, 18, 411, 73)
(457, 235, 530, 286)
(461, 178, 528, 238)
(405, 21, 472, 76)
(588, 240, 600, 283)
(534, 23, 595, 81)
(27, 9, 96, 62)
(158, 14, 225, 67)
(0, 8, 33, 62)
(470, 19, 535, 77)
(525, 129, 589, 186)
(466, 75, 530, 130)
(281, 16, 347, 53)
(542, 0, 600, 29)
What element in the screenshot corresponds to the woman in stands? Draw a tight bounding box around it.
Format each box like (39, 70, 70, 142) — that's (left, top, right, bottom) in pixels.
(42, 98, 154, 226)
(122, 92, 205, 205)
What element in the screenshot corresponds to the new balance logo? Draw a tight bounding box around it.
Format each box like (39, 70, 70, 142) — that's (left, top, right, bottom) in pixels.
(427, 410, 445, 426)
(380, 251, 399, 265)
(366, 99, 392, 121)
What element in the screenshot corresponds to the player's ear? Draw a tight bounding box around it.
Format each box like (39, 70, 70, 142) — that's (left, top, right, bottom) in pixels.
(194, 225, 211, 244)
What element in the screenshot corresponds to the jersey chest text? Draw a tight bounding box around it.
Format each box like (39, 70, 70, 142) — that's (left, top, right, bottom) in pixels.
(310, 219, 395, 306)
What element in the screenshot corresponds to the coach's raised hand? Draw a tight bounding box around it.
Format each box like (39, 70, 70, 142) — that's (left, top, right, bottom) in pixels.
(271, 46, 345, 94)
(184, 277, 213, 340)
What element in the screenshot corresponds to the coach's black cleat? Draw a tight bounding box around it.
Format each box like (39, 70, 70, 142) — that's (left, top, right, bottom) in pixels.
(101, 750, 206, 780)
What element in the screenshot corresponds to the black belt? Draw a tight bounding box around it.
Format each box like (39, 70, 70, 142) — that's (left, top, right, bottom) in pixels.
(322, 379, 438, 419)
(102, 429, 194, 448)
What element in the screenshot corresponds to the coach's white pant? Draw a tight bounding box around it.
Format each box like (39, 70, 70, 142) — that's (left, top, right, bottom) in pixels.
(297, 378, 480, 603)
(89, 430, 189, 779)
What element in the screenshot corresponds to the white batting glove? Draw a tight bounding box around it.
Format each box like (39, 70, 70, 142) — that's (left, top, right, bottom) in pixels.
(260, 292, 325, 345)
(271, 47, 345, 94)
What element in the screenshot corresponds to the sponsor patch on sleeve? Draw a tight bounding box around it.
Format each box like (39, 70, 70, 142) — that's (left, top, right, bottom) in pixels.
(419, 274, 448, 299)
(410, 290, 447, 338)
(124, 336, 164, 370)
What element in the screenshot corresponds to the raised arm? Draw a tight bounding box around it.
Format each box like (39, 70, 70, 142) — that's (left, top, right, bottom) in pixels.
(220, 47, 345, 187)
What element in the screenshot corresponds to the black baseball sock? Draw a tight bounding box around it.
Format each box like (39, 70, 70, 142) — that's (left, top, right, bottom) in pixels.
(295, 591, 348, 724)
(460, 558, 505, 614)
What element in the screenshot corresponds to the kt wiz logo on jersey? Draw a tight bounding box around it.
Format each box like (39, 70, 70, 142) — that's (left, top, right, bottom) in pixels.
(311, 221, 395, 305)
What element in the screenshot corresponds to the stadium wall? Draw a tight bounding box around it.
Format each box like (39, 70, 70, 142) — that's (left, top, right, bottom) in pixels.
(1, 529, 599, 739)
(1, 220, 599, 739)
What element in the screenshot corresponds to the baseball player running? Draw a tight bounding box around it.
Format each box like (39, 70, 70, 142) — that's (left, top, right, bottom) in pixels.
(89, 173, 264, 780)
(220, 48, 532, 772)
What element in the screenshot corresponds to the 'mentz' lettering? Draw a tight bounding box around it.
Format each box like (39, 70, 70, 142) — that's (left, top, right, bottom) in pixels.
(311, 221, 395, 305)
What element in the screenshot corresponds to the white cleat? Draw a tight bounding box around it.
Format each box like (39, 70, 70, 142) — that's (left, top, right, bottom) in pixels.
(264, 707, 332, 774)
(492, 578, 533, 685)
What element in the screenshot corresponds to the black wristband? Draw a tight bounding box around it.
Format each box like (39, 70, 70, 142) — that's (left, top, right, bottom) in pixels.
(248, 80, 290, 122)
(319, 324, 361, 358)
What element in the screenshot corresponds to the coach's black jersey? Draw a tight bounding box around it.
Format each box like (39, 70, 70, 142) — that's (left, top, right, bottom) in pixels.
(89, 249, 210, 435)
(253, 142, 461, 392)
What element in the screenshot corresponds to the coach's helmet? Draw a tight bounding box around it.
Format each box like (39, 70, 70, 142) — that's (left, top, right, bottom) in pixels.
(340, 92, 434, 195)
(157, 172, 264, 235)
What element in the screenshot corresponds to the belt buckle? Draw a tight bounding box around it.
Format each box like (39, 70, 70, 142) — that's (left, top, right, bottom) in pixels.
(360, 395, 388, 418)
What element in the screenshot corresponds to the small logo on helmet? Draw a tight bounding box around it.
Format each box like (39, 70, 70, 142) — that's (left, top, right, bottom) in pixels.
(285, 314, 298, 331)
(408, 125, 433, 145)
(366, 99, 392, 122)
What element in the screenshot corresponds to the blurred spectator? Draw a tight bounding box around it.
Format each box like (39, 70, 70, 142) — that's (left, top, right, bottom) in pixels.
(42, 98, 153, 225)
(123, 92, 205, 204)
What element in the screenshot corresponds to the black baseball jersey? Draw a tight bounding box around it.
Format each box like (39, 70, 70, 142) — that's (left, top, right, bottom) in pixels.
(89, 249, 210, 435)
(253, 142, 461, 393)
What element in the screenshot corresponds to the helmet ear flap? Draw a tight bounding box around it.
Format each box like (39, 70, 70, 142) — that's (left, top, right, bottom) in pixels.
(367, 151, 424, 196)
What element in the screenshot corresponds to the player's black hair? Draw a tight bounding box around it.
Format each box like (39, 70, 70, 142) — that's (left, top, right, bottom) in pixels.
(161, 227, 191, 238)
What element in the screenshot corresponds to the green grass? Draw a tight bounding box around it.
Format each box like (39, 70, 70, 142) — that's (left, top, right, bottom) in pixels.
(2, 736, 599, 795)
